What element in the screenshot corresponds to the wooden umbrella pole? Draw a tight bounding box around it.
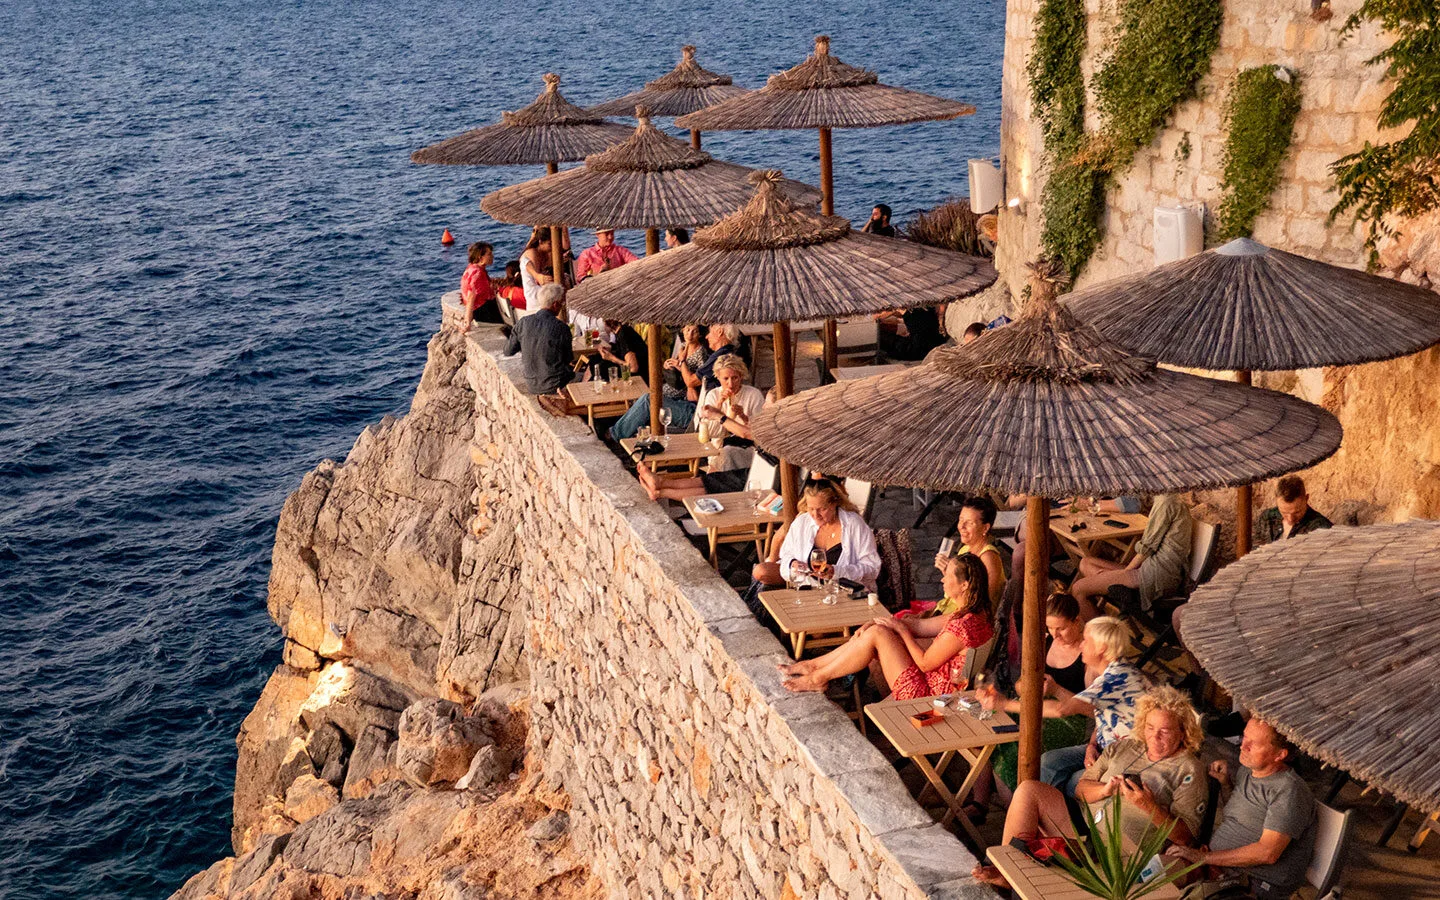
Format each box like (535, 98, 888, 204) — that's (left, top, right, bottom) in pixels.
(1235, 369, 1254, 558)
(690, 128, 702, 150)
(818, 127, 838, 374)
(773, 321, 798, 522)
(1018, 496, 1050, 781)
(544, 162, 566, 286)
(646, 228, 663, 434)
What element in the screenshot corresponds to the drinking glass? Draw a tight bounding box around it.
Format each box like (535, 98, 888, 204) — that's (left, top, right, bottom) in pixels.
(808, 547, 827, 577)
(658, 407, 672, 436)
(607, 365, 621, 392)
(638, 426, 651, 442)
(973, 673, 995, 720)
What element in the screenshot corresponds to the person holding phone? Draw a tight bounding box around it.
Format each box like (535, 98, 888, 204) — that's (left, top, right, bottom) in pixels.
(972, 685, 1205, 889)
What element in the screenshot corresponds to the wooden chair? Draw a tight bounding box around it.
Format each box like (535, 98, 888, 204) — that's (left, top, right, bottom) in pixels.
(842, 477, 876, 522)
(834, 318, 879, 365)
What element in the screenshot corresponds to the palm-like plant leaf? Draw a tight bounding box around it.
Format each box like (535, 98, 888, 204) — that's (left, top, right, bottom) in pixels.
(1046, 795, 1199, 899)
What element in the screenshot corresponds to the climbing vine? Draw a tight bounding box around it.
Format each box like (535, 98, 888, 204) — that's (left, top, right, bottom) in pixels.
(1329, 0, 1440, 258)
(1214, 66, 1303, 241)
(1031, 0, 1223, 279)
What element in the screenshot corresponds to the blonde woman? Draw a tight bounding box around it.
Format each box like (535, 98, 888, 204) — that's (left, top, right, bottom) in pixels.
(973, 684, 1204, 889)
(751, 478, 880, 589)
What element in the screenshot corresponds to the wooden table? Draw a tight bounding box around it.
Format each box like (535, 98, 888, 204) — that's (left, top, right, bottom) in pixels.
(1049, 511, 1149, 563)
(682, 491, 781, 568)
(866, 694, 1019, 847)
(758, 588, 880, 657)
(564, 378, 648, 430)
(985, 842, 1181, 899)
(829, 363, 912, 381)
(619, 432, 712, 475)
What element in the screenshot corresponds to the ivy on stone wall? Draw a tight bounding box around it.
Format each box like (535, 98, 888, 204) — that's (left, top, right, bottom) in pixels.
(1215, 66, 1303, 241)
(1032, 0, 1224, 279)
(1329, 0, 1440, 259)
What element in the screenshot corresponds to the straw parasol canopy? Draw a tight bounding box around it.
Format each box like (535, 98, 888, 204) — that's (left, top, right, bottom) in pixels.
(1064, 237, 1440, 557)
(411, 73, 633, 166)
(677, 35, 976, 370)
(1064, 237, 1440, 372)
(1177, 520, 1440, 814)
(566, 169, 996, 324)
(752, 260, 1343, 496)
(480, 113, 822, 230)
(675, 35, 974, 131)
(588, 45, 748, 119)
(753, 259, 1343, 784)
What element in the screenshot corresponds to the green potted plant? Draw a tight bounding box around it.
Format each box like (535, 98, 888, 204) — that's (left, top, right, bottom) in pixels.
(1049, 794, 1199, 899)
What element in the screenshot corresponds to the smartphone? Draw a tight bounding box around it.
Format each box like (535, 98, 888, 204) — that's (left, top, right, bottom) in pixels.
(1104, 519, 1129, 529)
(991, 722, 1019, 733)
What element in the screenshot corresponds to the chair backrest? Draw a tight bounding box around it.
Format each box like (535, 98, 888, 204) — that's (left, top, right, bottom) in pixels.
(1187, 519, 1221, 588)
(745, 453, 779, 493)
(834, 318, 879, 352)
(873, 528, 914, 612)
(1305, 802, 1353, 897)
(843, 477, 875, 521)
(962, 630, 999, 687)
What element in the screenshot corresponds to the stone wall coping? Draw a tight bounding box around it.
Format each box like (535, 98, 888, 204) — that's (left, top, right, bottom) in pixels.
(461, 316, 983, 895)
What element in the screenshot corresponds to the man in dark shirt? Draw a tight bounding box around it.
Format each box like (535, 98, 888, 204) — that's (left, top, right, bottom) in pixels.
(502, 283, 573, 395)
(1166, 718, 1316, 899)
(861, 203, 897, 237)
(1256, 475, 1332, 545)
(877, 305, 945, 361)
(595, 319, 647, 375)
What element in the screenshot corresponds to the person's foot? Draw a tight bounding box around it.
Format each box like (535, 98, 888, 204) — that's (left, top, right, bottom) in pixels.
(777, 660, 814, 678)
(970, 865, 1009, 889)
(783, 673, 828, 693)
(643, 480, 661, 501)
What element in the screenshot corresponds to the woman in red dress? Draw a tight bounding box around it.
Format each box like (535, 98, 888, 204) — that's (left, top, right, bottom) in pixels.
(780, 553, 992, 698)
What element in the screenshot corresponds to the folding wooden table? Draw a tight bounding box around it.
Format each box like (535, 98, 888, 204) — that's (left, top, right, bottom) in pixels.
(564, 377, 648, 430)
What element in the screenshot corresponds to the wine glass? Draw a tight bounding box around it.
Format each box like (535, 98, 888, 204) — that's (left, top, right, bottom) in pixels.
(658, 407, 672, 436)
(948, 664, 968, 711)
(973, 673, 995, 721)
(808, 547, 828, 578)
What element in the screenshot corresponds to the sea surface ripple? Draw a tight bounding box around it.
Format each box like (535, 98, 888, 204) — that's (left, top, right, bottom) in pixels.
(0, 1, 1003, 896)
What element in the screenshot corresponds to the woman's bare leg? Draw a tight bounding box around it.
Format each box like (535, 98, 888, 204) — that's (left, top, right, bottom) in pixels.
(1001, 779, 1077, 843)
(752, 561, 783, 585)
(784, 627, 899, 692)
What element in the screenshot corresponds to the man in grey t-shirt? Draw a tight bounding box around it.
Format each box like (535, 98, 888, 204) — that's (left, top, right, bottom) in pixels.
(1167, 718, 1315, 898)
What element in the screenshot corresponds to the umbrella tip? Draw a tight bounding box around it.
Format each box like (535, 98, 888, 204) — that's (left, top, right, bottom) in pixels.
(748, 169, 784, 186)
(542, 72, 560, 91)
(814, 35, 830, 55)
(681, 44, 697, 59)
(634, 104, 652, 123)
(1215, 237, 1270, 258)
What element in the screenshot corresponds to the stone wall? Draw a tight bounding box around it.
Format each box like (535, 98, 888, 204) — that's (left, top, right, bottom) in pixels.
(996, 0, 1440, 521)
(463, 324, 990, 900)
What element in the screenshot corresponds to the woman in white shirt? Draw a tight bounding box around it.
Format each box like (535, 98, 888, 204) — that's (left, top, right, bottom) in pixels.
(637, 355, 766, 500)
(518, 228, 555, 317)
(750, 479, 881, 590)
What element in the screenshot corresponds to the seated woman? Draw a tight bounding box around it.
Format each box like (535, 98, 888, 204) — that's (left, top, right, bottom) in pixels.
(963, 593, 1092, 821)
(1016, 616, 1149, 795)
(637, 355, 765, 501)
(751, 478, 880, 589)
(973, 685, 1206, 887)
(1070, 493, 1193, 618)
(780, 554, 991, 697)
(926, 495, 1006, 615)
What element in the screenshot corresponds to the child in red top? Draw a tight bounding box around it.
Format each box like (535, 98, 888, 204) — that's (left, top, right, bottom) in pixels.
(460, 242, 501, 331)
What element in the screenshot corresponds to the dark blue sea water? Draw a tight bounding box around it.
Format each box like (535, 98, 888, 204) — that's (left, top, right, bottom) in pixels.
(0, 2, 1003, 896)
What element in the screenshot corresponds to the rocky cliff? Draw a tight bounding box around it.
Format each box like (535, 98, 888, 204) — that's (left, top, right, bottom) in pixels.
(174, 330, 597, 899)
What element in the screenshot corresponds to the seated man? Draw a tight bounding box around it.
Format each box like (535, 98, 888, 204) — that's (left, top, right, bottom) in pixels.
(973, 685, 1207, 888)
(609, 323, 739, 440)
(1257, 475, 1332, 545)
(1166, 718, 1316, 900)
(594, 318, 646, 376)
(502, 283, 573, 396)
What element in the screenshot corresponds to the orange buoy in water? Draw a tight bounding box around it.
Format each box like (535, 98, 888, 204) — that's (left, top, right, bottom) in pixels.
(441, 228, 455, 245)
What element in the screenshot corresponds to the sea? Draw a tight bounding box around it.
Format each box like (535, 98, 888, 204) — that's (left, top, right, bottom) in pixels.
(0, 1, 1004, 896)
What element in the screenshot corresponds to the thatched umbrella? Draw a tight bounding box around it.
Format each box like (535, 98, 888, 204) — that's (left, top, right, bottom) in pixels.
(1178, 520, 1440, 815)
(676, 36, 976, 370)
(568, 169, 997, 519)
(587, 45, 748, 148)
(1065, 237, 1440, 556)
(411, 73, 633, 285)
(752, 260, 1343, 781)
(481, 118, 822, 434)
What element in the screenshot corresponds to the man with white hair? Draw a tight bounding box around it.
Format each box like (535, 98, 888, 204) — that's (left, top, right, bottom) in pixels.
(503, 283, 573, 395)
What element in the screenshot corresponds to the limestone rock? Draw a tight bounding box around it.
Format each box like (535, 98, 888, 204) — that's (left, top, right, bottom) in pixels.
(396, 698, 492, 788)
(298, 662, 413, 743)
(305, 721, 349, 783)
(170, 857, 233, 900)
(528, 810, 570, 843)
(282, 773, 340, 825)
(232, 665, 319, 853)
(454, 744, 513, 791)
(342, 725, 401, 800)
(281, 782, 414, 878)
(228, 833, 290, 895)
